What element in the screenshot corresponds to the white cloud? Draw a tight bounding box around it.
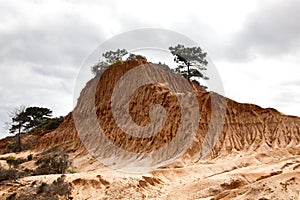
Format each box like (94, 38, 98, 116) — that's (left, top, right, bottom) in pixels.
(227, 0, 300, 60)
(217, 54, 300, 116)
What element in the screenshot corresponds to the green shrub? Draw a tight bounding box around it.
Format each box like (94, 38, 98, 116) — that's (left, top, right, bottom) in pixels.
(23, 168, 31, 173)
(27, 154, 33, 161)
(5, 156, 16, 166)
(67, 167, 78, 174)
(5, 156, 26, 168)
(37, 182, 48, 194)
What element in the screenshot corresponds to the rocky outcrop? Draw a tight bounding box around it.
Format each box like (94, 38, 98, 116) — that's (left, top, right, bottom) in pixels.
(35, 59, 300, 164)
(189, 92, 300, 159)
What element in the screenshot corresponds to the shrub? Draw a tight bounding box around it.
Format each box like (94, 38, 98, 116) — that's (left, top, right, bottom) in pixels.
(67, 167, 78, 174)
(135, 55, 147, 60)
(6, 139, 24, 153)
(0, 164, 18, 182)
(48, 175, 70, 196)
(37, 182, 48, 194)
(23, 168, 32, 173)
(32, 176, 70, 199)
(34, 153, 69, 175)
(7, 176, 71, 200)
(5, 156, 26, 168)
(6, 192, 16, 200)
(5, 156, 16, 167)
(27, 154, 33, 161)
(208, 188, 221, 196)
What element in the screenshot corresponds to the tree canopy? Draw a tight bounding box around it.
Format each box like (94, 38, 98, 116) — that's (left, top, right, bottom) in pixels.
(103, 49, 128, 64)
(169, 44, 209, 81)
(24, 107, 52, 131)
(7, 106, 63, 152)
(91, 46, 210, 88)
(90, 49, 151, 75)
(91, 49, 128, 75)
(9, 106, 54, 134)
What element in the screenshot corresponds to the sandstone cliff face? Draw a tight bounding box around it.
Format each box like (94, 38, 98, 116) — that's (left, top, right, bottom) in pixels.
(187, 89, 300, 160)
(35, 59, 300, 164)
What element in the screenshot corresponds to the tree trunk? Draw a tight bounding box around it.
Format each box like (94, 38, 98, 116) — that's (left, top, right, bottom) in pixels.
(16, 127, 22, 152)
(187, 63, 191, 79)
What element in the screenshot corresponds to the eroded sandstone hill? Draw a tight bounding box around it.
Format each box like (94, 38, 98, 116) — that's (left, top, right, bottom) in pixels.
(3, 59, 300, 200)
(34, 59, 300, 165)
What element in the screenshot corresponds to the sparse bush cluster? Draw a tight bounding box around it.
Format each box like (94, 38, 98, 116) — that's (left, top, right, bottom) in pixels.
(0, 165, 18, 182)
(3, 156, 26, 168)
(6, 175, 72, 200)
(34, 153, 69, 175)
(38, 176, 70, 197)
(0, 155, 32, 182)
(6, 140, 24, 153)
(1, 152, 73, 199)
(0, 150, 73, 184)
(6, 134, 40, 153)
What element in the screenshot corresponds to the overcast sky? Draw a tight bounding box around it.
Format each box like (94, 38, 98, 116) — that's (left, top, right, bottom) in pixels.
(1, 0, 300, 138)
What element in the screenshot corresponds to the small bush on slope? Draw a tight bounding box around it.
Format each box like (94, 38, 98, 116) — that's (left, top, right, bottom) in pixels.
(34, 153, 69, 175)
(6, 175, 72, 200)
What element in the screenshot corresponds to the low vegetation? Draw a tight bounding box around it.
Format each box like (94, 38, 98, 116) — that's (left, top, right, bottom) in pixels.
(6, 175, 72, 200)
(0, 165, 18, 182)
(0, 149, 72, 184)
(2, 156, 26, 168)
(34, 153, 69, 175)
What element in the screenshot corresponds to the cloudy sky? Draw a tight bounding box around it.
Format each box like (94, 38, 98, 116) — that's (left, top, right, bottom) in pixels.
(1, 0, 300, 138)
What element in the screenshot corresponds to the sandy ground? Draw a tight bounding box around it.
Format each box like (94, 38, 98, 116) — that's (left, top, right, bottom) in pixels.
(1, 146, 300, 200)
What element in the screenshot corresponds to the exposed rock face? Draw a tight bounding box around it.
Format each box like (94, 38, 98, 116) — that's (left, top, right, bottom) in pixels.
(213, 101, 300, 153)
(188, 90, 300, 160)
(6, 59, 300, 199)
(35, 59, 300, 164)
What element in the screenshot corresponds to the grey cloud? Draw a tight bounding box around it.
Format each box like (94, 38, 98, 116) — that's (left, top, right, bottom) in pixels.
(270, 80, 300, 115)
(0, 86, 73, 138)
(0, 2, 108, 138)
(274, 91, 298, 102)
(0, 16, 102, 67)
(228, 0, 300, 61)
(31, 64, 77, 81)
(272, 90, 300, 114)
